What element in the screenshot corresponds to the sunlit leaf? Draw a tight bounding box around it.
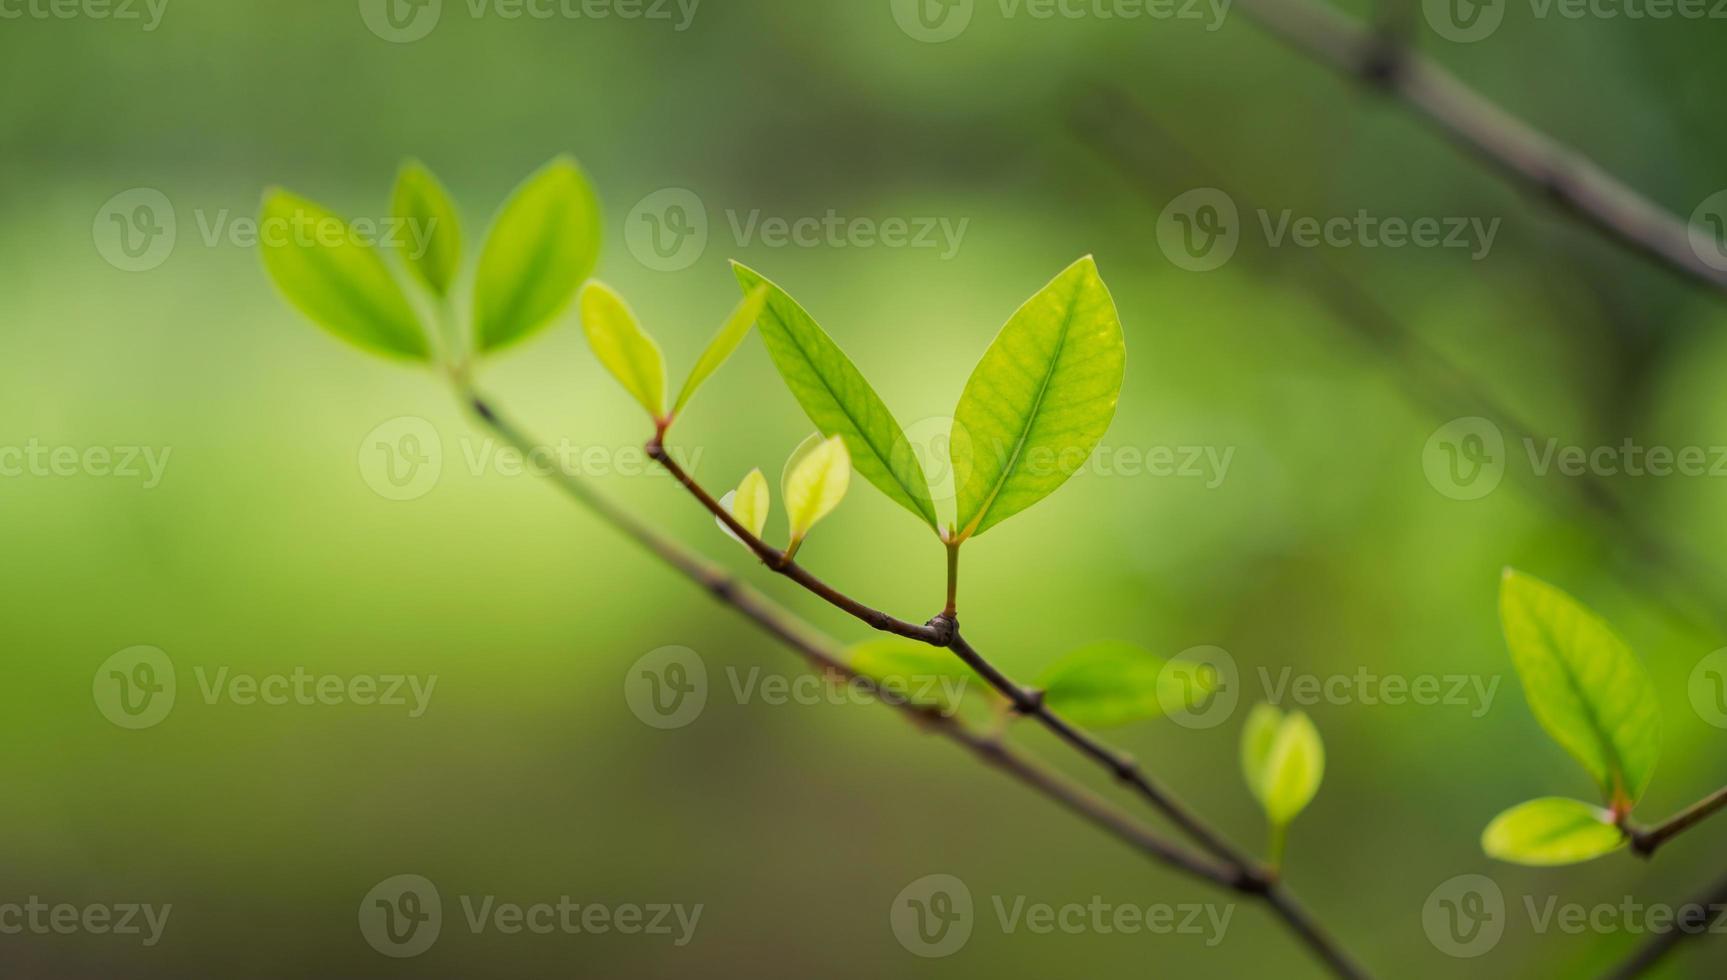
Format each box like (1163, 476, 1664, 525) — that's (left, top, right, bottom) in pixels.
(580, 282, 667, 419)
(849, 637, 982, 713)
(1241, 704, 1324, 826)
(782, 434, 851, 544)
(673, 286, 769, 418)
(1482, 797, 1626, 866)
(1039, 641, 1196, 728)
(259, 189, 429, 363)
(473, 157, 601, 354)
(390, 159, 463, 298)
(1500, 569, 1662, 809)
(951, 256, 1124, 539)
(728, 468, 770, 539)
(733, 263, 937, 531)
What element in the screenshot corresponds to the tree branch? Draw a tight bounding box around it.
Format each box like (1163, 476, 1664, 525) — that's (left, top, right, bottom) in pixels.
(1230, 0, 1727, 297)
(1625, 785, 1727, 858)
(642, 436, 1369, 979)
(1601, 867, 1727, 980)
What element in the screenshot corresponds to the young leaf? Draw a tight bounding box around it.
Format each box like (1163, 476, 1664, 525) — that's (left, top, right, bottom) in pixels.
(1241, 704, 1325, 826)
(850, 637, 983, 713)
(390, 159, 463, 298)
(950, 256, 1125, 540)
(1039, 641, 1195, 728)
(1500, 569, 1662, 810)
(472, 157, 602, 354)
(733, 263, 938, 531)
(728, 468, 770, 539)
(579, 282, 667, 419)
(1482, 797, 1626, 866)
(258, 189, 430, 363)
(783, 434, 851, 544)
(672, 286, 769, 418)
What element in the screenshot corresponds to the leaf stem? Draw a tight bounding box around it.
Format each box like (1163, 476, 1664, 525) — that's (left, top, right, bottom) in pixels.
(943, 538, 961, 617)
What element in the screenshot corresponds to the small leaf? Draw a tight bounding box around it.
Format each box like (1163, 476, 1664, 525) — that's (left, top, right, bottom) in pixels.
(1500, 569, 1662, 809)
(673, 286, 768, 418)
(1240, 703, 1282, 806)
(259, 189, 430, 362)
(728, 469, 770, 539)
(733, 263, 938, 531)
(473, 157, 602, 354)
(850, 637, 982, 712)
(783, 434, 851, 543)
(390, 159, 463, 298)
(1039, 641, 1195, 728)
(951, 256, 1125, 539)
(1482, 797, 1626, 866)
(1241, 704, 1325, 826)
(580, 282, 667, 419)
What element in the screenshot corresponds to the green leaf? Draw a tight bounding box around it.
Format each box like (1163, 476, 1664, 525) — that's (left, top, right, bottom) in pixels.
(728, 469, 770, 539)
(951, 256, 1125, 539)
(1500, 569, 1662, 809)
(390, 159, 463, 298)
(782, 434, 851, 544)
(1482, 797, 1626, 866)
(1038, 641, 1197, 728)
(258, 189, 430, 363)
(472, 157, 602, 354)
(1241, 704, 1325, 826)
(579, 282, 667, 419)
(673, 286, 768, 418)
(733, 263, 938, 531)
(849, 638, 982, 713)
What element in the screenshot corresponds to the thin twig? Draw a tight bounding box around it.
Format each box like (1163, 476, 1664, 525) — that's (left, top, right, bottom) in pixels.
(643, 438, 1370, 979)
(1601, 868, 1727, 980)
(1230, 0, 1727, 297)
(1625, 785, 1727, 858)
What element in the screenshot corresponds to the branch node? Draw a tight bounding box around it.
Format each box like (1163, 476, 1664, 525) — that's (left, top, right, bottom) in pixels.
(925, 613, 958, 646)
(1013, 688, 1046, 715)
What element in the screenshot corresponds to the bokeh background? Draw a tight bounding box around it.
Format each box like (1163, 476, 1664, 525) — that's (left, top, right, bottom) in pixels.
(5, 0, 1727, 976)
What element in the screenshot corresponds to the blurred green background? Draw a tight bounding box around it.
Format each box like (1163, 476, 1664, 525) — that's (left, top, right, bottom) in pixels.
(5, 0, 1727, 976)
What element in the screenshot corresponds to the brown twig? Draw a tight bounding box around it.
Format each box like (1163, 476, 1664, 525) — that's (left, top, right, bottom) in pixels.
(1601, 868, 1727, 980)
(643, 436, 1369, 979)
(1624, 785, 1727, 858)
(1230, 0, 1727, 297)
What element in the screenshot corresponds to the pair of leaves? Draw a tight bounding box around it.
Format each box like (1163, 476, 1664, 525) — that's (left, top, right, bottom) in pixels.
(735, 257, 1124, 542)
(1036, 642, 1213, 728)
(581, 283, 770, 423)
(1241, 704, 1325, 829)
(261, 157, 600, 363)
(1482, 570, 1661, 866)
(718, 435, 852, 550)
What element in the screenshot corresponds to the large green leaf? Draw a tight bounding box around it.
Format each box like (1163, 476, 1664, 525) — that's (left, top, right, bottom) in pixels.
(390, 159, 463, 298)
(1039, 641, 1201, 728)
(1482, 797, 1626, 866)
(673, 286, 768, 418)
(733, 263, 938, 531)
(472, 157, 601, 354)
(258, 189, 429, 362)
(1500, 570, 1662, 809)
(950, 256, 1124, 539)
(579, 282, 667, 419)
